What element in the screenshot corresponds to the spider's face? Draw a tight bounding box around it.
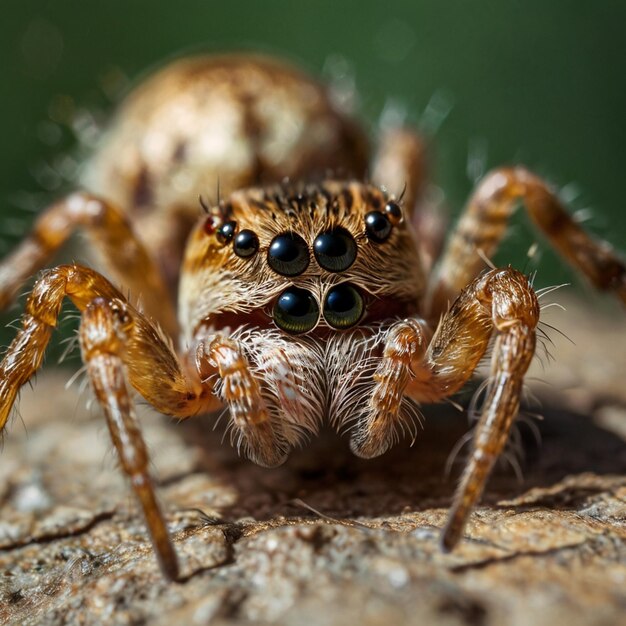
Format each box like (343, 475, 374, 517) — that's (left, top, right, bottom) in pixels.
(179, 181, 425, 341)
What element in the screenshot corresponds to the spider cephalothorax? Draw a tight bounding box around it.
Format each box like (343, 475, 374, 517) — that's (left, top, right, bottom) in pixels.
(180, 181, 425, 343)
(0, 53, 624, 581)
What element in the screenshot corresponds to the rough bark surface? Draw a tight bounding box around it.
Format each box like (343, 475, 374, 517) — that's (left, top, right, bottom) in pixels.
(1, 297, 625, 626)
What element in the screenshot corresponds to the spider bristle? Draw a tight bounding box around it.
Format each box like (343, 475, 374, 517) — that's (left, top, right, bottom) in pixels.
(397, 181, 408, 204)
(58, 332, 81, 364)
(444, 397, 465, 413)
(63, 365, 83, 391)
(199, 194, 210, 214)
(516, 412, 543, 447)
(540, 302, 566, 312)
(539, 320, 575, 346)
(444, 430, 474, 478)
(535, 283, 570, 298)
(500, 448, 525, 485)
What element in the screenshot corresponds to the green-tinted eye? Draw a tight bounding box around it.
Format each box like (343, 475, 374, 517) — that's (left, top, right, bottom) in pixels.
(273, 286, 319, 334)
(323, 284, 364, 329)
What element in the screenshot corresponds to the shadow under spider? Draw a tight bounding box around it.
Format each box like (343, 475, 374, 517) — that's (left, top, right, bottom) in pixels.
(175, 397, 626, 522)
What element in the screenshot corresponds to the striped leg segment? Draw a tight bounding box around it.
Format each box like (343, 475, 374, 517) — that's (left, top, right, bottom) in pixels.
(410, 268, 539, 549)
(0, 192, 177, 337)
(196, 335, 291, 468)
(372, 127, 427, 212)
(428, 166, 626, 318)
(350, 318, 431, 459)
(80, 299, 180, 579)
(195, 327, 327, 468)
(0, 264, 205, 430)
(0, 264, 211, 579)
(1, 264, 119, 431)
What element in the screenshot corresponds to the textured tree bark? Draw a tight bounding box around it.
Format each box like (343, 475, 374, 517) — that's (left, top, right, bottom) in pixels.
(1, 297, 625, 626)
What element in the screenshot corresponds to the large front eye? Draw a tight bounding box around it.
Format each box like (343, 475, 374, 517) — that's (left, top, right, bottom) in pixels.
(267, 233, 309, 276)
(313, 227, 357, 272)
(273, 287, 319, 334)
(323, 284, 364, 329)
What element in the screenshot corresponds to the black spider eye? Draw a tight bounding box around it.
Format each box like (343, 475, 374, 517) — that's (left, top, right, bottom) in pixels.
(267, 232, 309, 276)
(313, 227, 357, 272)
(384, 201, 403, 225)
(323, 284, 364, 329)
(217, 220, 237, 244)
(233, 229, 259, 258)
(365, 211, 392, 243)
(273, 287, 319, 334)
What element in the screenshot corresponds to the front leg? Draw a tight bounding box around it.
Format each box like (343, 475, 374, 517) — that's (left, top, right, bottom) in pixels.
(352, 268, 539, 550)
(80, 299, 182, 579)
(0, 264, 213, 579)
(427, 269, 538, 550)
(196, 329, 324, 468)
(349, 318, 432, 458)
(0, 265, 208, 429)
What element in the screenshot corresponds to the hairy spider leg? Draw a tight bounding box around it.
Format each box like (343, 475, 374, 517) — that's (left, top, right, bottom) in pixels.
(349, 318, 432, 458)
(0, 192, 177, 338)
(427, 166, 626, 319)
(372, 127, 427, 213)
(195, 330, 324, 468)
(80, 299, 180, 579)
(196, 335, 289, 468)
(352, 268, 538, 550)
(0, 264, 215, 580)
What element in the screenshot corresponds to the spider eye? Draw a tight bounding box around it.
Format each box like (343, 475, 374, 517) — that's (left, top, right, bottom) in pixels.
(233, 229, 259, 258)
(267, 233, 309, 276)
(203, 215, 221, 235)
(217, 220, 237, 244)
(384, 201, 403, 225)
(273, 286, 319, 334)
(364, 211, 392, 243)
(313, 227, 357, 272)
(323, 284, 364, 329)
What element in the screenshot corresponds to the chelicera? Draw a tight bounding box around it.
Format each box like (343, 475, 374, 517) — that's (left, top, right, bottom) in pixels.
(0, 54, 625, 581)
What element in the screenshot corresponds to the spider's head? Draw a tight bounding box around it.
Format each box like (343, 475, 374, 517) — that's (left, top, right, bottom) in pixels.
(179, 181, 425, 340)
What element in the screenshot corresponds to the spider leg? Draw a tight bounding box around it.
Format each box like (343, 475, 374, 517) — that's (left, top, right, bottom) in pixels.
(196, 331, 323, 468)
(352, 267, 538, 550)
(349, 318, 432, 458)
(196, 335, 286, 468)
(0, 264, 208, 430)
(0, 264, 215, 579)
(428, 268, 538, 550)
(427, 166, 626, 318)
(80, 298, 180, 579)
(0, 192, 177, 337)
(372, 127, 427, 212)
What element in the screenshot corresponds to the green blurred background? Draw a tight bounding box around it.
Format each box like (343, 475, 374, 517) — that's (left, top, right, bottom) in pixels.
(1, 1, 625, 350)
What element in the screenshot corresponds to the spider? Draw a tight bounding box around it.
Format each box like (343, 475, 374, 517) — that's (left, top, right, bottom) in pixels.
(0, 54, 624, 582)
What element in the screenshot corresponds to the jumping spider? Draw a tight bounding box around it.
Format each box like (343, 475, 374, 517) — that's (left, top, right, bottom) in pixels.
(1, 54, 624, 581)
